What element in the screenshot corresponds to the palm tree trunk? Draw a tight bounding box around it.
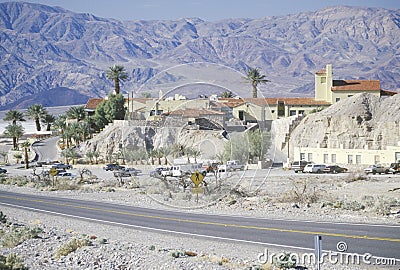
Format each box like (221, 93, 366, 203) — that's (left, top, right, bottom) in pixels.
(252, 84, 257, 98)
(24, 147, 29, 169)
(114, 78, 120, 94)
(12, 137, 17, 150)
(35, 118, 41, 131)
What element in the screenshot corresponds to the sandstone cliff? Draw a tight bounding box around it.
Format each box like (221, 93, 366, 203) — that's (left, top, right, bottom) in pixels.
(289, 93, 400, 154)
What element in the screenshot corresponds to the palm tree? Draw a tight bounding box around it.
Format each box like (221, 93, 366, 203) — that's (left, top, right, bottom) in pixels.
(220, 91, 233, 98)
(4, 110, 25, 125)
(93, 151, 100, 164)
(20, 141, 31, 169)
(244, 68, 270, 98)
(154, 149, 164, 165)
(191, 149, 202, 163)
(41, 113, 55, 131)
(53, 115, 67, 134)
(66, 106, 86, 121)
(26, 104, 47, 131)
(86, 151, 94, 164)
(3, 124, 24, 150)
(106, 64, 128, 95)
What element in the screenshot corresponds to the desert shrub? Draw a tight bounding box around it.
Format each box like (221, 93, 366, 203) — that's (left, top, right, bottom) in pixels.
(2, 226, 42, 248)
(55, 238, 92, 258)
(342, 201, 365, 211)
(0, 253, 29, 270)
(54, 179, 80, 191)
(278, 180, 321, 204)
(272, 252, 297, 269)
(345, 173, 367, 183)
(0, 212, 8, 224)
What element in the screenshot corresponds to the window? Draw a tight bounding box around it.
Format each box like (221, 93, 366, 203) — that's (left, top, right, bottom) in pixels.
(321, 77, 326, 83)
(289, 110, 296, 116)
(374, 155, 380, 164)
(356, 155, 361, 164)
(348, 155, 353, 164)
(300, 153, 305, 160)
(271, 110, 275, 114)
(331, 154, 336, 163)
(395, 152, 400, 162)
(238, 111, 244, 120)
(307, 153, 313, 162)
(335, 98, 341, 103)
(348, 95, 353, 98)
(323, 154, 328, 164)
(299, 110, 305, 115)
(278, 101, 285, 117)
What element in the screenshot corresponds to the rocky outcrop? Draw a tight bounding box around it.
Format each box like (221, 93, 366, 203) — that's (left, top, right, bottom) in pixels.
(289, 93, 400, 154)
(79, 121, 226, 160)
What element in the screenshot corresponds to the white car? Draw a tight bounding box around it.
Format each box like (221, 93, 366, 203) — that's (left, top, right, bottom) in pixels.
(303, 164, 326, 173)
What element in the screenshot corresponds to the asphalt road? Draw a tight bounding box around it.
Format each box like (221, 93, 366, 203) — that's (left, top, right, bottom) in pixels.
(0, 190, 398, 263)
(31, 136, 60, 162)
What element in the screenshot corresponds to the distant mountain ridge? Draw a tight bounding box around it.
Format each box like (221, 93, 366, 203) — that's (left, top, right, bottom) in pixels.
(0, 2, 399, 108)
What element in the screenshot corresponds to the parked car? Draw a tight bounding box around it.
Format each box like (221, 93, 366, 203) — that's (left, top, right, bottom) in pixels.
(388, 163, 400, 174)
(364, 164, 389, 175)
(103, 164, 125, 171)
(0, 168, 7, 174)
(323, 165, 348, 174)
(52, 163, 72, 170)
(150, 167, 165, 177)
(303, 164, 326, 173)
(57, 172, 72, 177)
(291, 160, 312, 173)
(114, 167, 141, 177)
(226, 160, 245, 171)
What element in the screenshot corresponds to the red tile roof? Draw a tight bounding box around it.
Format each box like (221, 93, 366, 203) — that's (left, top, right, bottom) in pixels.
(217, 97, 330, 107)
(315, 68, 326, 75)
(380, 89, 398, 96)
(265, 98, 330, 105)
(332, 80, 380, 91)
(165, 108, 225, 117)
(130, 98, 151, 104)
(85, 98, 104, 109)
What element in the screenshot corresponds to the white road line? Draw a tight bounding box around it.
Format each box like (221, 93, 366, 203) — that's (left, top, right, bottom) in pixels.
(1, 202, 399, 263)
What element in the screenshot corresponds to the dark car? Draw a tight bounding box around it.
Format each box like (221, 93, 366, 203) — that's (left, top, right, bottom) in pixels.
(323, 165, 348, 174)
(52, 163, 73, 170)
(114, 167, 141, 177)
(150, 167, 164, 178)
(0, 168, 7, 174)
(103, 164, 125, 171)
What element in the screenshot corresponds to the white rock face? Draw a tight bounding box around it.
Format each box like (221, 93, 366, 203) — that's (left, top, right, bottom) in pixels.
(290, 93, 400, 152)
(80, 121, 226, 160)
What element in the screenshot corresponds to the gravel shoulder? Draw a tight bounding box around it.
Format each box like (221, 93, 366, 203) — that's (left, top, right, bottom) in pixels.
(0, 165, 399, 269)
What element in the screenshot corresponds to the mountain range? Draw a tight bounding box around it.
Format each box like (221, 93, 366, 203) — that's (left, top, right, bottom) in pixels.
(0, 2, 399, 109)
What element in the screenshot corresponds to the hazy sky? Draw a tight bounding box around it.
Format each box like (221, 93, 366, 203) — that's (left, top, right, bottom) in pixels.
(1, 0, 399, 21)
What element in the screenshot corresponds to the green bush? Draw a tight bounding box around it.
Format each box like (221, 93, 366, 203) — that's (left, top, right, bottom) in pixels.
(2, 227, 42, 248)
(0, 253, 29, 270)
(55, 238, 92, 259)
(0, 212, 8, 224)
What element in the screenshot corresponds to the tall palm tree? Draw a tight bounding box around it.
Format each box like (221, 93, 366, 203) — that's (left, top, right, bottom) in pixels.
(26, 104, 47, 131)
(244, 68, 270, 98)
(4, 110, 25, 125)
(41, 113, 55, 131)
(66, 106, 86, 121)
(3, 124, 24, 150)
(20, 141, 31, 169)
(106, 64, 128, 95)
